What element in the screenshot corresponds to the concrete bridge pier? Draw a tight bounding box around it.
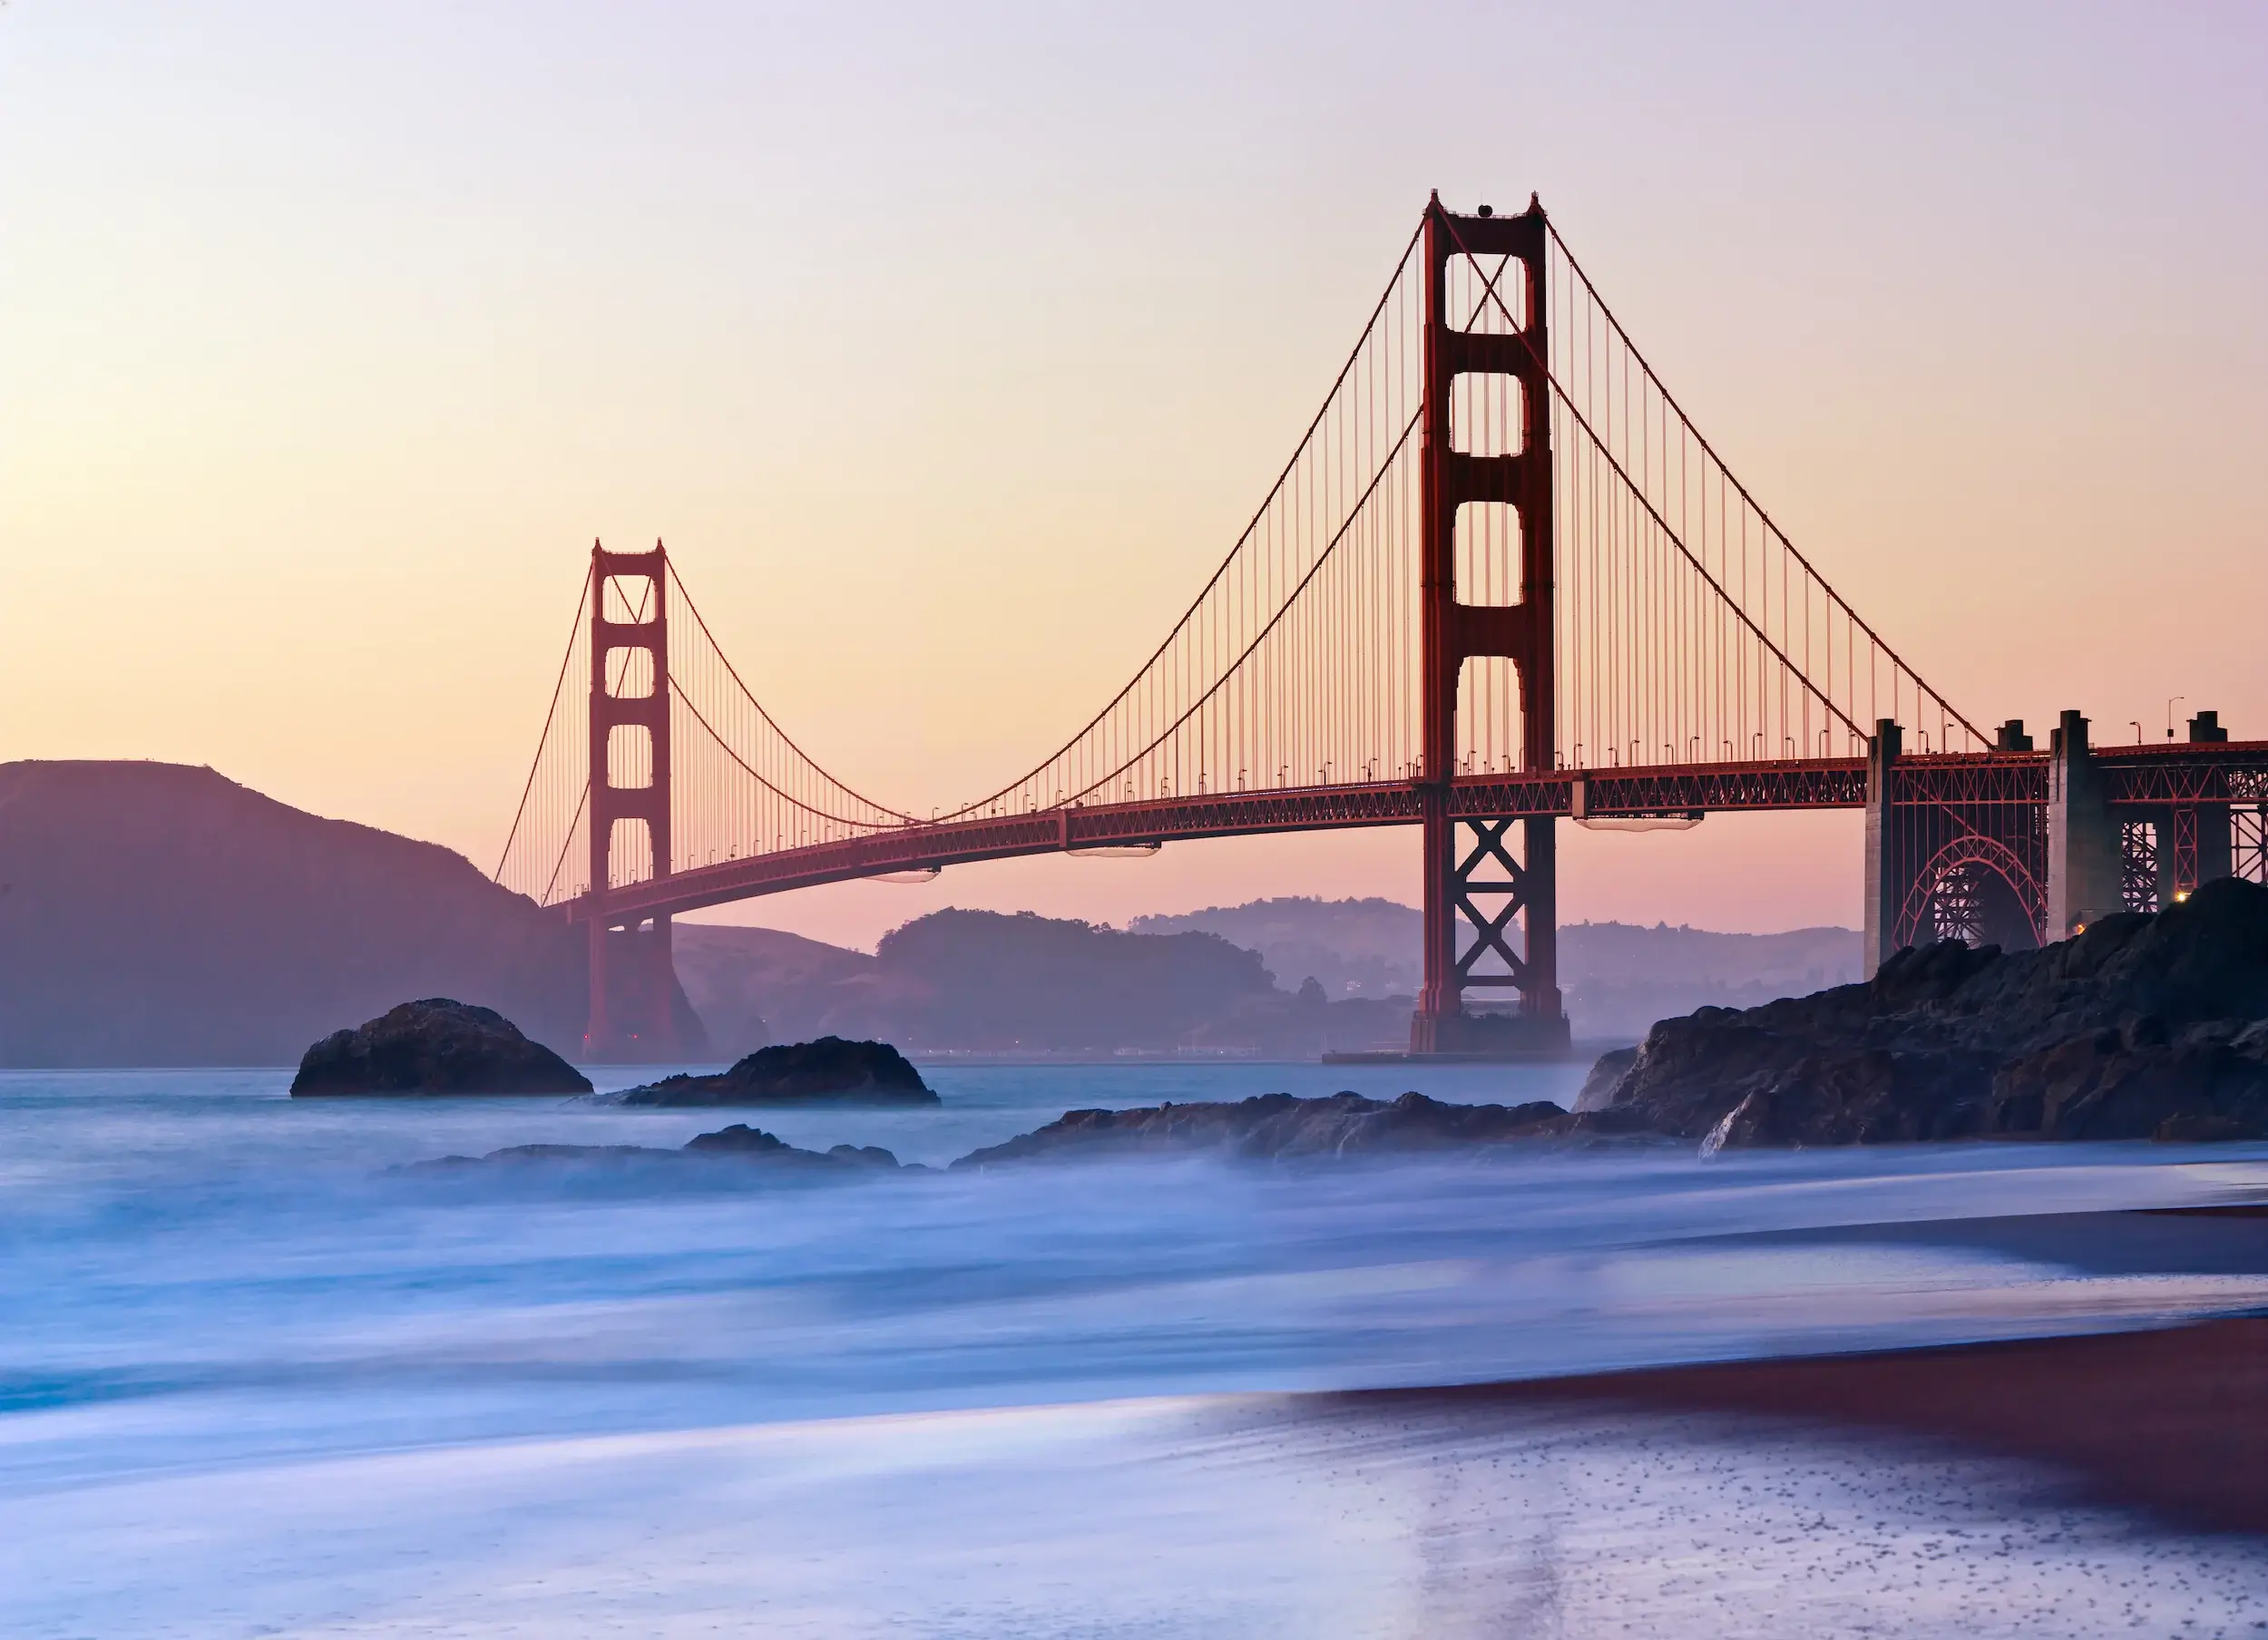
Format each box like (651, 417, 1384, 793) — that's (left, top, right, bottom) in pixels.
(1861, 718, 1905, 978)
(2047, 710, 2122, 937)
(2047, 708, 2235, 932)
(585, 913, 704, 1063)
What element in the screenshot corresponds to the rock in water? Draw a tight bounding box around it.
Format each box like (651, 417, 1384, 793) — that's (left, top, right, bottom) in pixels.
(402, 1125, 903, 1173)
(683, 1124, 904, 1167)
(953, 1090, 1572, 1167)
(1582, 875, 2268, 1148)
(291, 999, 591, 1096)
(616, 1036, 936, 1107)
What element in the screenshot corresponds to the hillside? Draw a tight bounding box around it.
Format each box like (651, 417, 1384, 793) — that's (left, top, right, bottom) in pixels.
(1130, 896, 1422, 997)
(1130, 895, 1861, 1038)
(678, 909, 1333, 1054)
(676, 899, 1862, 1056)
(0, 761, 649, 1066)
(670, 923, 870, 1058)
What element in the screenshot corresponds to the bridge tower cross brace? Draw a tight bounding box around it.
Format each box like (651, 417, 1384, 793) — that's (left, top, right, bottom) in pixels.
(1411, 194, 1569, 1056)
(585, 541, 680, 1060)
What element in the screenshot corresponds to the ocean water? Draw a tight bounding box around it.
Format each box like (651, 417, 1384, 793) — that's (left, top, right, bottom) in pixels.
(5, 1061, 2268, 1636)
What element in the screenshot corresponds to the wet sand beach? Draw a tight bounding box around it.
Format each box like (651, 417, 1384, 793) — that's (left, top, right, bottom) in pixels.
(15, 1319, 2267, 1637)
(1338, 1206, 2268, 1536)
(10, 1072, 2268, 1634)
(1340, 1312, 2268, 1538)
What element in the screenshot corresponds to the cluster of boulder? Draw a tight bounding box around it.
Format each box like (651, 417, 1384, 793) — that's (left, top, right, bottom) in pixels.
(288, 1010, 925, 1107)
(1577, 875, 2268, 1147)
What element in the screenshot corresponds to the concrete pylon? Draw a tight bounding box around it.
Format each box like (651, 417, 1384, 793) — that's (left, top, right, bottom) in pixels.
(1862, 718, 1904, 978)
(2047, 709, 2121, 936)
(2184, 710, 2234, 895)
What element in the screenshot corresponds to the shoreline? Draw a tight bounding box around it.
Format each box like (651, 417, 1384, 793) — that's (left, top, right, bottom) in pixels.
(1332, 1311, 2268, 1536)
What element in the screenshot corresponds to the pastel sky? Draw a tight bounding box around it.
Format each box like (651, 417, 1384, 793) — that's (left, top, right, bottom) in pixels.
(5, 2, 2263, 949)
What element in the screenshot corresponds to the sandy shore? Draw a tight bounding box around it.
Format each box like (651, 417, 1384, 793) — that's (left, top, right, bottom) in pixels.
(1344, 1309, 2268, 1536)
(13, 1316, 2268, 1633)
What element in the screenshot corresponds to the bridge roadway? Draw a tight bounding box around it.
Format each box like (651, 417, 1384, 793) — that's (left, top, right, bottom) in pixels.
(571, 740, 2268, 929)
(573, 757, 1865, 924)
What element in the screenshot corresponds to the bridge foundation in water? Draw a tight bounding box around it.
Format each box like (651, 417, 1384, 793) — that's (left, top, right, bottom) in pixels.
(586, 916, 703, 1063)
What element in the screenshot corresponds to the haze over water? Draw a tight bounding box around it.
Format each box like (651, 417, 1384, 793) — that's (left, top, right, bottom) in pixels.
(7, 1063, 2268, 1634)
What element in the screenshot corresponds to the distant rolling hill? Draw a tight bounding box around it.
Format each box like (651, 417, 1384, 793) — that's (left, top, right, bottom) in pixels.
(1133, 895, 1862, 1040)
(0, 760, 687, 1067)
(1129, 896, 1423, 999)
(674, 909, 1397, 1056)
(678, 899, 1862, 1056)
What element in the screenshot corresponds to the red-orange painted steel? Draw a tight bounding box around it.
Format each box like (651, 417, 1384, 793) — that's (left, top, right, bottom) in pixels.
(585, 542, 678, 1058)
(572, 758, 1871, 928)
(1413, 195, 1561, 1050)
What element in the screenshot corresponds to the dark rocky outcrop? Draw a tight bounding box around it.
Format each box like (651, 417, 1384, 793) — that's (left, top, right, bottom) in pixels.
(1584, 876, 2268, 1148)
(406, 1124, 904, 1173)
(953, 1089, 1574, 1167)
(291, 999, 591, 1096)
(616, 1037, 935, 1107)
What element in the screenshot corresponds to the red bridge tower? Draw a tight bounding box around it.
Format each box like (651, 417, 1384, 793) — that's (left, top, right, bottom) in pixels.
(585, 541, 692, 1060)
(1411, 194, 1569, 1056)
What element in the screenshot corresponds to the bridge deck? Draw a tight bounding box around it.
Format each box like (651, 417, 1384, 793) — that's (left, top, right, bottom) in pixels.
(575, 757, 1868, 923)
(568, 741, 2268, 925)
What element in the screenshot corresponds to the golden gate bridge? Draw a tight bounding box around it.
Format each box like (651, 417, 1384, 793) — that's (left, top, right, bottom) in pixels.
(494, 194, 2268, 1059)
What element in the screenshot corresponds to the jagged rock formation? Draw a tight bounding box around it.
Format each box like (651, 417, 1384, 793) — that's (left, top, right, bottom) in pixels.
(616, 1037, 935, 1107)
(1585, 876, 2268, 1147)
(406, 1124, 904, 1172)
(291, 999, 591, 1096)
(953, 1089, 1572, 1167)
